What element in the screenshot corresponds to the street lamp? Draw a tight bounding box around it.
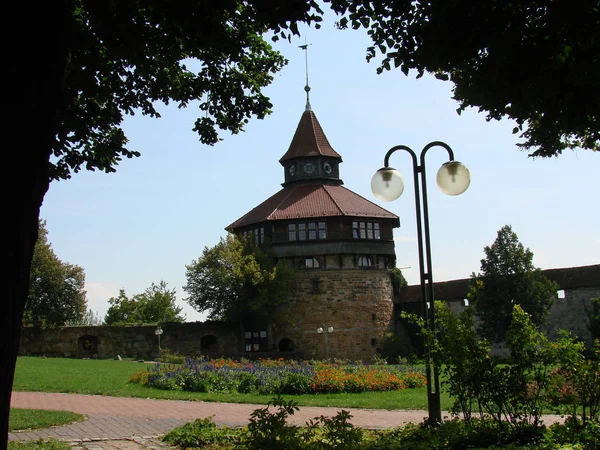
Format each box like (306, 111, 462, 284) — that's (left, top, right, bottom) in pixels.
(155, 326, 163, 354)
(316, 325, 334, 360)
(371, 141, 470, 425)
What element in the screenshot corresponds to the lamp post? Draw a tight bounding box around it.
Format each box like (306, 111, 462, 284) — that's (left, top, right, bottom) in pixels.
(316, 325, 334, 360)
(155, 326, 163, 354)
(371, 141, 470, 425)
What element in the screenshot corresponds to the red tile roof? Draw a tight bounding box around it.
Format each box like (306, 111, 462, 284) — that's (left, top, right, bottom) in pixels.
(227, 184, 399, 230)
(279, 111, 342, 163)
(396, 264, 600, 303)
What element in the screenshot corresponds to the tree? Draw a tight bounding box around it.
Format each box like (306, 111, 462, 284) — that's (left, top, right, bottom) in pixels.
(23, 220, 87, 328)
(328, 0, 600, 157)
(70, 309, 103, 326)
(468, 225, 558, 343)
(184, 234, 294, 324)
(104, 281, 184, 325)
(3, 1, 323, 443)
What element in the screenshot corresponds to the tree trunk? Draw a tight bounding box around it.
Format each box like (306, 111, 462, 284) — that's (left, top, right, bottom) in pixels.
(1, 159, 49, 448)
(2, 2, 70, 447)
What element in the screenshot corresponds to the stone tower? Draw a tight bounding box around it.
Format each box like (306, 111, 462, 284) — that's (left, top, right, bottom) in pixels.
(227, 102, 400, 361)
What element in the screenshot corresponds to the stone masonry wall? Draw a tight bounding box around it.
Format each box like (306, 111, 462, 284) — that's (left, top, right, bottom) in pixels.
(544, 286, 599, 344)
(271, 269, 394, 361)
(19, 321, 239, 359)
(409, 285, 600, 348)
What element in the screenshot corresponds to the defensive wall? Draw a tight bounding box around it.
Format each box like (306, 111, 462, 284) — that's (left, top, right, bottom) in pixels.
(19, 264, 599, 360)
(394, 264, 600, 347)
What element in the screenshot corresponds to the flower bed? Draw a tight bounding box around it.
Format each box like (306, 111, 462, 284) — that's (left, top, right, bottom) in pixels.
(129, 357, 426, 395)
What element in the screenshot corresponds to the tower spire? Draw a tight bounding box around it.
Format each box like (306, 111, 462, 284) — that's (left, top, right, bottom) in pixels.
(299, 41, 312, 111)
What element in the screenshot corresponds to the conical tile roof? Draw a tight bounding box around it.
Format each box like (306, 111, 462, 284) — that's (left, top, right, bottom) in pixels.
(279, 110, 342, 163)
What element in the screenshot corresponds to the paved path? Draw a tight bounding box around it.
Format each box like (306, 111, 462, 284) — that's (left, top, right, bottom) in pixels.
(9, 391, 433, 446)
(9, 392, 566, 448)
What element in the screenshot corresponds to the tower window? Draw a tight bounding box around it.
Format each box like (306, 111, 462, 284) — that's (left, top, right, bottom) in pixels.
(288, 222, 327, 241)
(318, 222, 327, 239)
(353, 222, 381, 240)
(304, 257, 320, 269)
(358, 256, 372, 267)
(242, 228, 265, 245)
(309, 222, 317, 240)
(298, 223, 307, 240)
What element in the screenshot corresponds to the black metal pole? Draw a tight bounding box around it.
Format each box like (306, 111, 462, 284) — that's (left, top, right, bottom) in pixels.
(382, 142, 456, 426)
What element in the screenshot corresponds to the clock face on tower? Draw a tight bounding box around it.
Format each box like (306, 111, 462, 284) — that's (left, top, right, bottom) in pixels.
(288, 165, 296, 177)
(303, 162, 315, 174)
(323, 161, 333, 175)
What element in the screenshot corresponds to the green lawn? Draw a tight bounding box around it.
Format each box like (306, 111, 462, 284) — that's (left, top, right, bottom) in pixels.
(13, 357, 451, 410)
(9, 409, 85, 432)
(8, 441, 71, 450)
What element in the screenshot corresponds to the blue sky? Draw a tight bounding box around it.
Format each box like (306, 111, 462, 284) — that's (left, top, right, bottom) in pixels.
(41, 13, 599, 322)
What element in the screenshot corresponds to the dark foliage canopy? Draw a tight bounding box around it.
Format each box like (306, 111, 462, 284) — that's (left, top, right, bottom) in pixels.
(48, 0, 323, 181)
(328, 0, 600, 157)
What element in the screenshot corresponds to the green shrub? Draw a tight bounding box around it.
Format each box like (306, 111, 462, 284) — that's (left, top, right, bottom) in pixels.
(546, 417, 600, 449)
(162, 416, 240, 448)
(308, 410, 363, 449)
(157, 349, 186, 364)
(237, 372, 260, 394)
(378, 333, 416, 363)
(243, 396, 301, 450)
(279, 371, 313, 395)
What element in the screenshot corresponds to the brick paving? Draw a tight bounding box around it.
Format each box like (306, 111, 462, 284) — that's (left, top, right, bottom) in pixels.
(8, 392, 565, 448)
(9, 391, 433, 445)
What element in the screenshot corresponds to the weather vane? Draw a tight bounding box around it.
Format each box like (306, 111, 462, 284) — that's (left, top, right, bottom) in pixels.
(299, 40, 312, 111)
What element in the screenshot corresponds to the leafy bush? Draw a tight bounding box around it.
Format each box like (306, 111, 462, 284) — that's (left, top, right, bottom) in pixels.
(241, 396, 363, 450)
(156, 349, 186, 364)
(550, 340, 600, 421)
(162, 416, 240, 448)
(162, 405, 599, 450)
(378, 332, 417, 363)
(279, 371, 313, 395)
(237, 372, 260, 394)
(403, 301, 599, 438)
(243, 397, 301, 450)
(546, 417, 600, 449)
(306, 410, 363, 449)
